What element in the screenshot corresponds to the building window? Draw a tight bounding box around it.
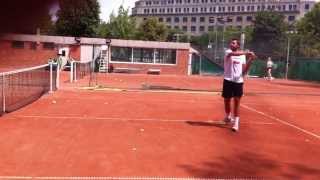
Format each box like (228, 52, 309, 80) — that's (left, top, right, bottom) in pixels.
(293, 5, 297, 11)
(227, 17, 233, 22)
(246, 16, 253, 22)
(209, 17, 215, 23)
(174, 26, 179, 29)
(12, 41, 24, 49)
(155, 49, 176, 64)
(191, 17, 197, 22)
(305, 4, 310, 10)
(183, 17, 188, 22)
(43, 42, 55, 50)
(191, 26, 197, 32)
(159, 17, 163, 22)
(141, 48, 154, 63)
(236, 16, 242, 22)
(174, 17, 180, 22)
(111, 47, 132, 62)
(200, 17, 205, 22)
(182, 26, 188, 31)
(132, 48, 151, 63)
(30, 42, 37, 50)
(288, 16, 295, 21)
(166, 17, 171, 22)
(199, 26, 205, 32)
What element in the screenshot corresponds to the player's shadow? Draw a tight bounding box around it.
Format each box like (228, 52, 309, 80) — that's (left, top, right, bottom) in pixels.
(186, 120, 230, 129)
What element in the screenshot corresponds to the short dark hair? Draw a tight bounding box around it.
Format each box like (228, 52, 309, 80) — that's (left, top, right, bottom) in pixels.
(230, 38, 240, 46)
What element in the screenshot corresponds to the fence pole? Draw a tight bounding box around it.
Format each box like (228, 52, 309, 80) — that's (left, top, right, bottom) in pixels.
(285, 37, 290, 80)
(49, 62, 53, 93)
(2, 75, 6, 113)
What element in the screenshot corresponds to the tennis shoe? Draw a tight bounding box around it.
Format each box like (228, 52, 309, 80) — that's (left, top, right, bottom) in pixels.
(223, 115, 234, 124)
(232, 117, 239, 132)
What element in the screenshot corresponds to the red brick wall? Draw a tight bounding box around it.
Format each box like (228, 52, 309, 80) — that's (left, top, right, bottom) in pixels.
(0, 40, 57, 69)
(110, 49, 189, 75)
(69, 45, 81, 61)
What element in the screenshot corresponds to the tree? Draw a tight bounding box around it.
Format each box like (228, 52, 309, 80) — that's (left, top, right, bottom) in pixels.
(296, 2, 320, 57)
(101, 6, 137, 39)
(0, 0, 55, 34)
(55, 0, 100, 37)
(167, 28, 188, 42)
(251, 11, 288, 58)
(136, 18, 168, 41)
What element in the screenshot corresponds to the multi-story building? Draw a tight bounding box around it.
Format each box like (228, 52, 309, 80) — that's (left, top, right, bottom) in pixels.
(132, 0, 316, 35)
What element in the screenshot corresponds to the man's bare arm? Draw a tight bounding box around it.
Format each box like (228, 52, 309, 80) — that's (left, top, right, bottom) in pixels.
(243, 52, 257, 75)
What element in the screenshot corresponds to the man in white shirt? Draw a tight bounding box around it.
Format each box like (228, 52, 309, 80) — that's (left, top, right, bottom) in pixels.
(266, 57, 274, 80)
(223, 38, 256, 132)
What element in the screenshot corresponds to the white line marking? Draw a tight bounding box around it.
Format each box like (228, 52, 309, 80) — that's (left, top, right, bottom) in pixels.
(241, 104, 320, 140)
(14, 115, 274, 125)
(0, 176, 256, 180)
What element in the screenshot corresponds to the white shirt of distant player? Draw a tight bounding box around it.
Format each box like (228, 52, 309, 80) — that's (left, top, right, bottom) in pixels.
(224, 49, 246, 83)
(267, 60, 273, 68)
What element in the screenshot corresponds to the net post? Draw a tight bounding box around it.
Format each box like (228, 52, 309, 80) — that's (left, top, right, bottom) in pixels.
(49, 62, 53, 93)
(56, 63, 60, 89)
(2, 75, 6, 113)
(74, 62, 77, 82)
(70, 61, 74, 83)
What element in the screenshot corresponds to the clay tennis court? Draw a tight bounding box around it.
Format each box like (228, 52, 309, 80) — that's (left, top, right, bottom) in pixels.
(0, 73, 319, 179)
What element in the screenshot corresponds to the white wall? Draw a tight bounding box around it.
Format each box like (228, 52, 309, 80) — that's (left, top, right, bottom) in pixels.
(81, 45, 94, 62)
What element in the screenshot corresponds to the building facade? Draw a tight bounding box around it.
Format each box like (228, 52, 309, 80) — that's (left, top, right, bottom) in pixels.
(132, 0, 316, 35)
(0, 34, 198, 75)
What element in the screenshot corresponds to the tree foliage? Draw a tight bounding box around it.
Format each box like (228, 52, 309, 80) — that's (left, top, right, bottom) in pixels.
(296, 2, 320, 57)
(55, 0, 100, 37)
(136, 18, 168, 41)
(251, 11, 288, 58)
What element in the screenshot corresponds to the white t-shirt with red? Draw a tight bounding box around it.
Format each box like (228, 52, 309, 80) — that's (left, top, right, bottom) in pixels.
(224, 49, 246, 83)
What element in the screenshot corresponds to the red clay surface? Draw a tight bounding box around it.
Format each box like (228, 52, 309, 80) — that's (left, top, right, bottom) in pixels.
(0, 72, 319, 179)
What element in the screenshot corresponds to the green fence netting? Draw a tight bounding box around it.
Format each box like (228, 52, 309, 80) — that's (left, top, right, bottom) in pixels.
(249, 58, 320, 81)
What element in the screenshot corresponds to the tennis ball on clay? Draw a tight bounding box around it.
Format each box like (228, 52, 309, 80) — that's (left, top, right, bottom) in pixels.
(52, 100, 57, 104)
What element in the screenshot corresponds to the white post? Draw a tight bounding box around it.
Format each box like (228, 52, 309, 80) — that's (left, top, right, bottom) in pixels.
(188, 53, 192, 75)
(240, 32, 245, 50)
(70, 61, 74, 83)
(56, 63, 60, 89)
(2, 75, 6, 113)
(49, 62, 53, 93)
(74, 62, 77, 82)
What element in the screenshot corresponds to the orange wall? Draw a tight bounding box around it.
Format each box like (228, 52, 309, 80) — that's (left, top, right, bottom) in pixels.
(69, 45, 81, 61)
(110, 49, 189, 75)
(0, 40, 57, 69)
(0, 40, 82, 70)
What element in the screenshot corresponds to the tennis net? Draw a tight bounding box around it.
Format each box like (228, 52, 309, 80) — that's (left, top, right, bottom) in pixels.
(0, 63, 58, 115)
(70, 60, 93, 82)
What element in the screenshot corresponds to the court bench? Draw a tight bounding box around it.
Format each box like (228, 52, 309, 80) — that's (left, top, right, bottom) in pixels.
(147, 68, 161, 75)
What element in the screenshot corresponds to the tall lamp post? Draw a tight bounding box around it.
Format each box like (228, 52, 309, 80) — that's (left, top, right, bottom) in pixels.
(217, 17, 225, 65)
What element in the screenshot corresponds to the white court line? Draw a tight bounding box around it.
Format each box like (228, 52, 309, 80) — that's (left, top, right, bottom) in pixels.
(0, 176, 255, 180)
(15, 115, 274, 125)
(241, 104, 320, 140)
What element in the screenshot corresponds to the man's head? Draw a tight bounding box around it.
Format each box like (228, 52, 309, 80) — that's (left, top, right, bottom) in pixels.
(229, 38, 240, 51)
